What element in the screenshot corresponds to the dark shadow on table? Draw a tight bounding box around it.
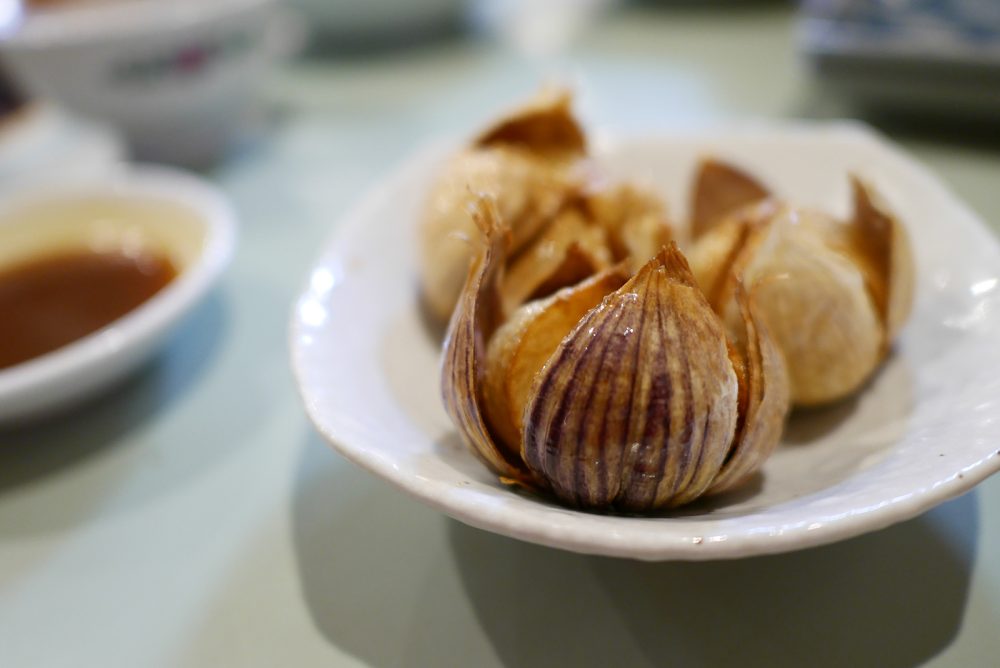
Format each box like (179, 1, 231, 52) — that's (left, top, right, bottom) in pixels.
(0, 292, 227, 482)
(292, 428, 449, 667)
(292, 422, 981, 668)
(798, 96, 1000, 156)
(0, 292, 228, 535)
(449, 491, 980, 668)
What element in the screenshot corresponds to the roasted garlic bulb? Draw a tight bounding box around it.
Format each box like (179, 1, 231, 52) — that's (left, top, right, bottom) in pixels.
(442, 198, 789, 511)
(687, 160, 915, 406)
(419, 89, 587, 323)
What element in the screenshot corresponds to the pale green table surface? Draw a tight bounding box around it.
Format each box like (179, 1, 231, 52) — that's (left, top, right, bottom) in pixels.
(2, 6, 999, 667)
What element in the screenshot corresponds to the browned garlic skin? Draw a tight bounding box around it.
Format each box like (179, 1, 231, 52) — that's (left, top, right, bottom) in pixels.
(690, 204, 884, 406)
(473, 88, 587, 158)
(484, 267, 629, 459)
(436, 150, 813, 511)
(440, 198, 533, 483)
(585, 183, 674, 270)
(443, 203, 789, 510)
(687, 162, 915, 407)
(521, 245, 741, 511)
(740, 207, 883, 406)
(708, 285, 790, 494)
(497, 184, 674, 318)
(844, 177, 916, 346)
(420, 90, 587, 324)
(499, 204, 614, 316)
(690, 158, 770, 240)
(420, 147, 579, 323)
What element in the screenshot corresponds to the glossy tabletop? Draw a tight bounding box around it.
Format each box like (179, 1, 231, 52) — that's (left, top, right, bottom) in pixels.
(2, 5, 999, 667)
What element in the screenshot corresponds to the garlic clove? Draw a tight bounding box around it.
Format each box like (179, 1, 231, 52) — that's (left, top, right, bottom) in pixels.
(421, 89, 588, 324)
(586, 184, 673, 269)
(501, 206, 613, 314)
(521, 243, 739, 511)
(688, 198, 784, 310)
(688, 217, 748, 306)
(690, 158, 771, 240)
(616, 210, 675, 274)
(847, 177, 916, 346)
(708, 284, 790, 495)
(419, 147, 578, 323)
(483, 266, 629, 457)
(474, 88, 586, 160)
(736, 208, 883, 406)
(441, 197, 533, 482)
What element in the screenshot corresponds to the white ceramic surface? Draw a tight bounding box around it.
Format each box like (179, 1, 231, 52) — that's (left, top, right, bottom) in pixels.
(0, 166, 236, 423)
(0, 105, 124, 192)
(1, 0, 283, 166)
(290, 123, 1000, 560)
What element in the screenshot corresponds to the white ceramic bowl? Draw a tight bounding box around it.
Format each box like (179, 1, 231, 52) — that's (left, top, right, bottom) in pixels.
(291, 122, 1000, 560)
(0, 0, 282, 166)
(0, 104, 124, 193)
(0, 166, 236, 423)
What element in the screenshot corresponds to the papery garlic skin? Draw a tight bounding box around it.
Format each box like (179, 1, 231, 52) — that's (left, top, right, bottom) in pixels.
(734, 207, 883, 406)
(484, 267, 629, 458)
(499, 204, 614, 315)
(419, 90, 587, 324)
(522, 245, 740, 511)
(708, 286, 790, 494)
(420, 148, 579, 323)
(845, 178, 916, 345)
(441, 191, 790, 512)
(498, 185, 673, 317)
(690, 205, 884, 406)
(688, 163, 915, 407)
(586, 184, 674, 270)
(473, 88, 587, 157)
(440, 198, 532, 482)
(690, 159, 769, 240)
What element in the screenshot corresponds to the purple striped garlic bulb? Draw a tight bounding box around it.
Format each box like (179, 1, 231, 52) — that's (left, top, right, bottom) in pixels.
(441, 198, 789, 512)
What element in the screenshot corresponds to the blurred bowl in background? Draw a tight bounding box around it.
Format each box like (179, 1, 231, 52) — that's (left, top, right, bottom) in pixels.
(799, 0, 1000, 120)
(290, 0, 466, 44)
(0, 104, 124, 192)
(0, 164, 237, 422)
(0, 0, 287, 166)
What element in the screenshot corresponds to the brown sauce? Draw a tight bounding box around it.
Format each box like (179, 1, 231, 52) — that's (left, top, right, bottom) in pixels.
(0, 249, 177, 370)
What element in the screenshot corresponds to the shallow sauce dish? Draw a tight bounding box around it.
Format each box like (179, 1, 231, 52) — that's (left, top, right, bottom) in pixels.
(291, 123, 1000, 560)
(0, 167, 236, 423)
